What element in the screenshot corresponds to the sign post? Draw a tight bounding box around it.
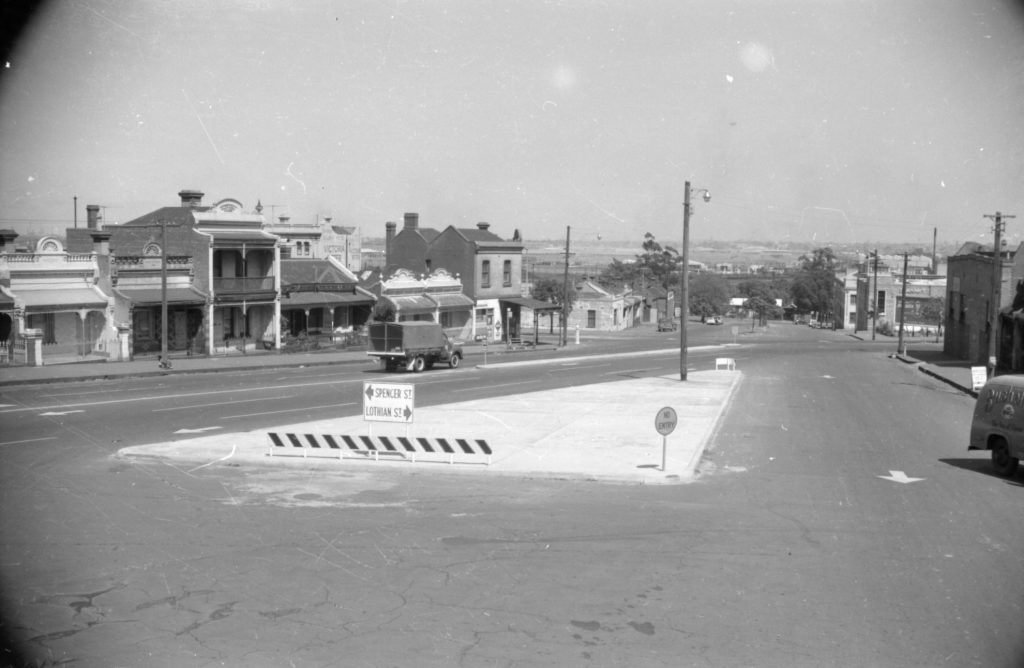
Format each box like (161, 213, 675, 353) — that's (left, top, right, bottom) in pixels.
(655, 406, 678, 471)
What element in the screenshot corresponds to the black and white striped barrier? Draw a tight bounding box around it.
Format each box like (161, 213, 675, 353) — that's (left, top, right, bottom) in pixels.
(266, 432, 492, 465)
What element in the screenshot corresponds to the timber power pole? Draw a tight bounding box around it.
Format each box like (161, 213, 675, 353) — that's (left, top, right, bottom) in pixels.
(984, 211, 1015, 376)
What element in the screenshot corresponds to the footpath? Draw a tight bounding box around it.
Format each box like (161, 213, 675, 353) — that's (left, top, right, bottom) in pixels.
(0, 335, 980, 485)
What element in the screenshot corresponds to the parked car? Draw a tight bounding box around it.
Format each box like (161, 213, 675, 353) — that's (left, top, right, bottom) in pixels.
(808, 319, 819, 328)
(657, 318, 677, 332)
(706, 315, 723, 325)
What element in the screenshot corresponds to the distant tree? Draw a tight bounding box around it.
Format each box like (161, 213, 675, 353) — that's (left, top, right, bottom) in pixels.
(637, 233, 680, 290)
(745, 295, 782, 327)
(689, 273, 730, 318)
(536, 278, 577, 315)
(596, 258, 639, 291)
(790, 247, 838, 318)
(736, 279, 774, 302)
(532, 276, 578, 333)
(918, 297, 945, 339)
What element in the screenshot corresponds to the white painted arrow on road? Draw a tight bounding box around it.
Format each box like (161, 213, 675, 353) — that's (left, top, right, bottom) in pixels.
(38, 410, 85, 416)
(878, 470, 925, 484)
(174, 427, 223, 434)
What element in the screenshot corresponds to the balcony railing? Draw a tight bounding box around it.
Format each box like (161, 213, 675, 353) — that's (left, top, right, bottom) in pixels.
(213, 276, 275, 293)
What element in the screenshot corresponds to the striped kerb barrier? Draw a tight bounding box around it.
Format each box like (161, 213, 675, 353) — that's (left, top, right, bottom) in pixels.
(266, 432, 492, 465)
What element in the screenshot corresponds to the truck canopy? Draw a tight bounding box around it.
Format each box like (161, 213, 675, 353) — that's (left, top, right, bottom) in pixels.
(368, 321, 447, 353)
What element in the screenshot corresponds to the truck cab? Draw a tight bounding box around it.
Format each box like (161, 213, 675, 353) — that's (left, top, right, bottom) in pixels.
(969, 374, 1024, 477)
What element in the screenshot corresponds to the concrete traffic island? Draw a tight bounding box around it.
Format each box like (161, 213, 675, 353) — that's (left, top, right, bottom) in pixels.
(117, 370, 742, 484)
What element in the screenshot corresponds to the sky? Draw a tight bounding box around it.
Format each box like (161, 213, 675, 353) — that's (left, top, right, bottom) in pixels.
(1, 0, 1023, 249)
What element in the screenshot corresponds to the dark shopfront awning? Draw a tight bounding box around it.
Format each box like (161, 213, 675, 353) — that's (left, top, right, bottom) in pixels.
(114, 286, 208, 306)
(383, 295, 436, 315)
(18, 287, 110, 312)
(429, 293, 475, 310)
(501, 296, 561, 311)
(283, 291, 375, 308)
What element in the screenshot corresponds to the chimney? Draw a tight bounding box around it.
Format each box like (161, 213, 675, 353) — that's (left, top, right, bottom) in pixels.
(477, 222, 490, 232)
(403, 212, 419, 231)
(278, 215, 290, 225)
(178, 189, 204, 207)
(385, 221, 397, 267)
(86, 204, 101, 230)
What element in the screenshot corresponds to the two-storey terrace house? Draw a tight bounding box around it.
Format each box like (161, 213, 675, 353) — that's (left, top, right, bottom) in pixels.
(0, 229, 115, 365)
(110, 189, 281, 356)
(385, 212, 529, 342)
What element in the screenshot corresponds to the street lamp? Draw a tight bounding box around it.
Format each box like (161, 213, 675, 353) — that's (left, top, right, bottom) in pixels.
(680, 181, 711, 381)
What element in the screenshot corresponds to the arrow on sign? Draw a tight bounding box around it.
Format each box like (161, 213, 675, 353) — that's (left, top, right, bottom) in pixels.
(365, 384, 375, 402)
(39, 410, 85, 416)
(174, 427, 223, 434)
(404, 405, 412, 420)
(878, 470, 925, 484)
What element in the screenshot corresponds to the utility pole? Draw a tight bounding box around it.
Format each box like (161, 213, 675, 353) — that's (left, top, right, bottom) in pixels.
(872, 248, 880, 342)
(561, 226, 571, 347)
(680, 183, 691, 380)
(984, 211, 1015, 375)
(897, 252, 909, 356)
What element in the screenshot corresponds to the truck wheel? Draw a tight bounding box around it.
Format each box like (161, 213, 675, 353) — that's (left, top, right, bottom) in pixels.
(991, 440, 1019, 477)
(412, 356, 426, 373)
(449, 353, 461, 369)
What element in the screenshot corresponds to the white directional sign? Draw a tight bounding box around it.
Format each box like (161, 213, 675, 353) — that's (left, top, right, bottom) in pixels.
(363, 382, 415, 423)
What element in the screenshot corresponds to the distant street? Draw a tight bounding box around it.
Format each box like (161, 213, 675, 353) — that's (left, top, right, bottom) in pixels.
(2, 323, 1022, 667)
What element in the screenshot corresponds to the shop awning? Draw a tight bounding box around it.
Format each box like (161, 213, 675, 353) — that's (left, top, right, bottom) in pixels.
(114, 286, 208, 305)
(429, 293, 475, 310)
(283, 291, 375, 307)
(384, 295, 436, 314)
(16, 287, 110, 312)
(501, 296, 561, 311)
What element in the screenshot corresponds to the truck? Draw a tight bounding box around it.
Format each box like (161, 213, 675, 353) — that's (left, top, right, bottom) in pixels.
(969, 374, 1024, 477)
(367, 321, 463, 373)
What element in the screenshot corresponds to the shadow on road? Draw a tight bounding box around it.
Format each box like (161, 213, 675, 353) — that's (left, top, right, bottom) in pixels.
(939, 458, 1024, 487)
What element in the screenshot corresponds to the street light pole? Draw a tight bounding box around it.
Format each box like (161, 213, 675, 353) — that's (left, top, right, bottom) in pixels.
(680, 181, 710, 381)
(680, 184, 691, 381)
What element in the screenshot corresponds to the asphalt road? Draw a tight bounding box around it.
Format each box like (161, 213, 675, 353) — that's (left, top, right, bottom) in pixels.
(2, 324, 1022, 667)
(0, 324, 730, 451)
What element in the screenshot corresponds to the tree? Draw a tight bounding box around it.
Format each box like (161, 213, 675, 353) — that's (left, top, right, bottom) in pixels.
(918, 297, 945, 340)
(689, 273, 730, 319)
(745, 295, 782, 327)
(596, 258, 639, 291)
(531, 277, 578, 332)
(790, 247, 838, 318)
(637, 233, 680, 290)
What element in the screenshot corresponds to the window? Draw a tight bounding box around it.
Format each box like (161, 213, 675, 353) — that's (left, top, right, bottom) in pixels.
(481, 260, 491, 288)
(587, 310, 597, 328)
(877, 290, 886, 315)
(503, 260, 512, 287)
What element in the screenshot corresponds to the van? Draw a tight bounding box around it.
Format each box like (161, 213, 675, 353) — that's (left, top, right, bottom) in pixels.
(968, 375, 1024, 476)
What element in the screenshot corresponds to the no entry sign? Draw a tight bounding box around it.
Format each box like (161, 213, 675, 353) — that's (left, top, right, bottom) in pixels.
(655, 406, 677, 436)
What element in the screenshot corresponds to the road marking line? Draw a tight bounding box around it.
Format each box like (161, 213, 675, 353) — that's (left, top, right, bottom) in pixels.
(0, 378, 366, 414)
(0, 436, 59, 446)
(153, 396, 295, 412)
(451, 380, 540, 393)
(222, 402, 357, 420)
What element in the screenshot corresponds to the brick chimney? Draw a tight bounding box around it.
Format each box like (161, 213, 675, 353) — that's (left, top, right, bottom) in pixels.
(403, 212, 419, 231)
(178, 189, 204, 207)
(477, 222, 490, 232)
(385, 221, 397, 267)
(86, 204, 101, 230)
